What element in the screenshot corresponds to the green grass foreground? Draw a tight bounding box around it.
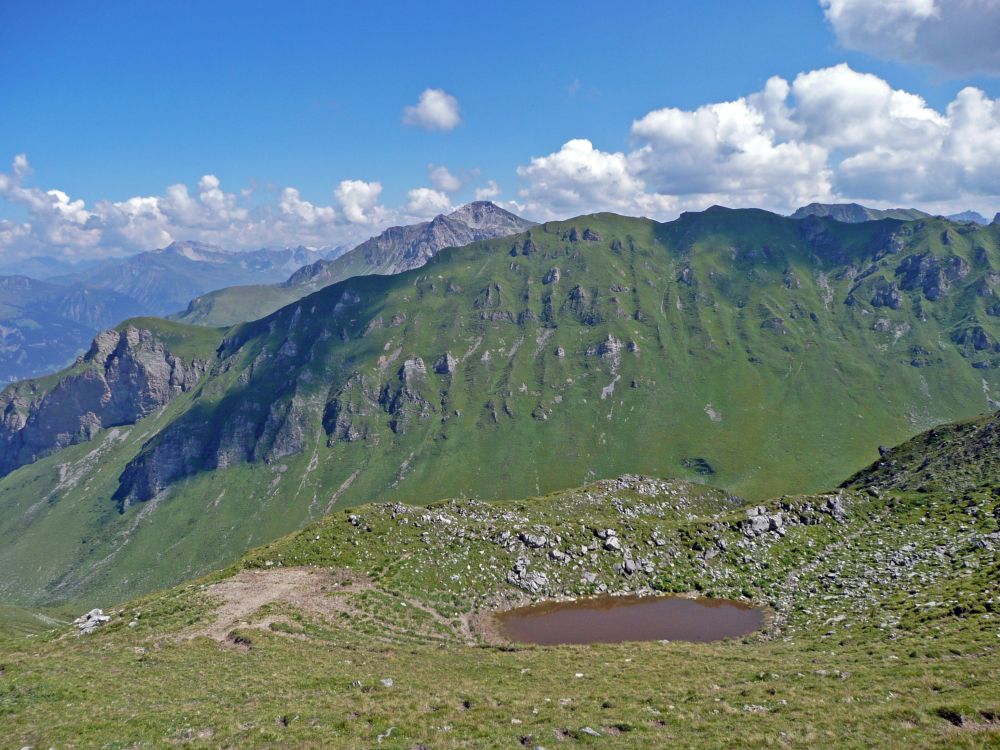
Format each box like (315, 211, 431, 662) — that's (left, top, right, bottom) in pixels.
(2, 475, 998, 748)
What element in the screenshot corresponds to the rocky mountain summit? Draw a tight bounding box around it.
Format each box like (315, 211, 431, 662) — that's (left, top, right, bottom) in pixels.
(286, 201, 535, 291)
(178, 202, 535, 326)
(790, 202, 931, 223)
(0, 320, 216, 477)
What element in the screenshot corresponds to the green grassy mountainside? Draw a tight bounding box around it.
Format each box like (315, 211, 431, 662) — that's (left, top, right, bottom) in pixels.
(1, 417, 998, 748)
(3, 208, 1000, 609)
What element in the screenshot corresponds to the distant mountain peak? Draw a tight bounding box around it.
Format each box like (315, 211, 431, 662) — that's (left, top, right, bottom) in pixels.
(945, 210, 989, 225)
(790, 203, 930, 223)
(277, 202, 535, 296)
(447, 199, 517, 220)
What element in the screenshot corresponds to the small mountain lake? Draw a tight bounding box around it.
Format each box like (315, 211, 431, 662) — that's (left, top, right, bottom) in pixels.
(496, 595, 765, 645)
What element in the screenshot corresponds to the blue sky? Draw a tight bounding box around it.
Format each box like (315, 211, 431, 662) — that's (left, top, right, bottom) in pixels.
(1, 0, 999, 258)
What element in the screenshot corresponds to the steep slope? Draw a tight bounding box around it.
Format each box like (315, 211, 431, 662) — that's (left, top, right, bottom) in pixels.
(791, 202, 931, 222)
(176, 201, 535, 327)
(0, 276, 148, 382)
(3, 208, 1000, 607)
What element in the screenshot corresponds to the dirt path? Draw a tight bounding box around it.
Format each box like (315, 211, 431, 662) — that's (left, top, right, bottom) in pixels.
(185, 567, 371, 642)
(183, 566, 481, 646)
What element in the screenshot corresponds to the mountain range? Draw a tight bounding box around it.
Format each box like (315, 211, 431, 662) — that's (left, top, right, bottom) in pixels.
(0, 242, 342, 383)
(790, 202, 995, 225)
(2, 207, 1000, 608)
(175, 201, 536, 326)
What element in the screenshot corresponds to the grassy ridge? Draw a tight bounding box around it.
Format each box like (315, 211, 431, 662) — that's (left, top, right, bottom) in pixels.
(3, 210, 1000, 609)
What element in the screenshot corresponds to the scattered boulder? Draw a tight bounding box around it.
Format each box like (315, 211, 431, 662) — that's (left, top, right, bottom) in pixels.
(507, 557, 550, 593)
(519, 532, 548, 549)
(74, 608, 111, 635)
(434, 352, 458, 375)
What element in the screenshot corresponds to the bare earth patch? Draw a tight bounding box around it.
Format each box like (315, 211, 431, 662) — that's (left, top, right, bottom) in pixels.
(185, 567, 371, 642)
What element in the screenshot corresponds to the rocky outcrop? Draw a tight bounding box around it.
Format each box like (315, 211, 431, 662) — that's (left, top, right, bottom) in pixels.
(324, 374, 382, 443)
(380, 358, 435, 434)
(0, 326, 207, 478)
(434, 352, 458, 375)
(870, 279, 903, 309)
(896, 253, 970, 301)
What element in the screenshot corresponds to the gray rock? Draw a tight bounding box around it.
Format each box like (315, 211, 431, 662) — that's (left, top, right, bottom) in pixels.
(433, 352, 458, 375)
(519, 532, 548, 549)
(73, 608, 111, 635)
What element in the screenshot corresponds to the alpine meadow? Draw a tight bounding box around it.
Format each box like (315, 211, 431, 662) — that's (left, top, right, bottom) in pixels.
(1, 2, 999, 748)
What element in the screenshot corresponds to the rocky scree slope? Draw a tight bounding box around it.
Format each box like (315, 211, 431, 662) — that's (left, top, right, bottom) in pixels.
(176, 201, 535, 327)
(4, 209, 1000, 607)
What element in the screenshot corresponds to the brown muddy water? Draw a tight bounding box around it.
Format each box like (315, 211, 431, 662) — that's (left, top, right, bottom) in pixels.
(496, 595, 764, 645)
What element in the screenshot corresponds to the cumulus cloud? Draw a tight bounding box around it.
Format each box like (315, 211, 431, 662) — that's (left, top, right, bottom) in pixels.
(402, 88, 462, 131)
(822, 0, 1000, 75)
(279, 187, 337, 225)
(517, 139, 674, 218)
(428, 164, 462, 192)
(474, 180, 502, 200)
(405, 187, 452, 217)
(0, 156, 415, 260)
(516, 64, 1000, 219)
(333, 179, 386, 225)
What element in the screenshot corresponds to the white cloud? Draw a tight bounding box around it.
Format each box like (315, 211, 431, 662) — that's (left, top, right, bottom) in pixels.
(516, 64, 1000, 220)
(405, 187, 452, 217)
(474, 180, 502, 200)
(0, 157, 408, 260)
(822, 0, 1000, 74)
(334, 179, 386, 224)
(517, 139, 674, 219)
(402, 88, 462, 131)
(428, 164, 462, 192)
(279, 187, 337, 225)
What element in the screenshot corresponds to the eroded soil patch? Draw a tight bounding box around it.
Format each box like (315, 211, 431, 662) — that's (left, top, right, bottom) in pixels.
(186, 567, 371, 642)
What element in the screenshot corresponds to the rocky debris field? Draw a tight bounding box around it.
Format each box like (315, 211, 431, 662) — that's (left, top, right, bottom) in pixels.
(211, 474, 1000, 649)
